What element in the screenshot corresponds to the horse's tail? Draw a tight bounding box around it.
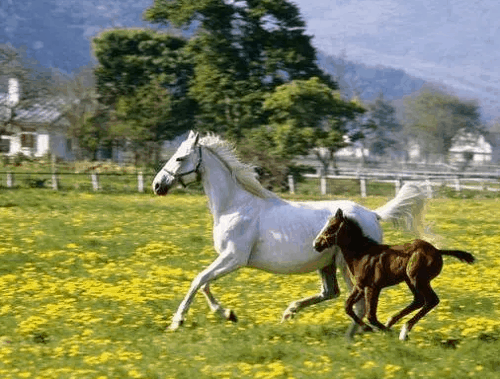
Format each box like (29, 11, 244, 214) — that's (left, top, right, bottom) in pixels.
(440, 250, 475, 264)
(374, 182, 427, 236)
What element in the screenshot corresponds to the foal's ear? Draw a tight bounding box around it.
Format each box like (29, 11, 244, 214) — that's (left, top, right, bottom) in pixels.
(334, 208, 344, 220)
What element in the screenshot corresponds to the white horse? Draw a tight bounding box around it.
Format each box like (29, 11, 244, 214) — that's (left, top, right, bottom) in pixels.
(152, 131, 426, 335)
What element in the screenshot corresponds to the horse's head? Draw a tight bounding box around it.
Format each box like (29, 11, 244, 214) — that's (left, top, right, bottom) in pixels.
(313, 208, 352, 252)
(153, 131, 203, 196)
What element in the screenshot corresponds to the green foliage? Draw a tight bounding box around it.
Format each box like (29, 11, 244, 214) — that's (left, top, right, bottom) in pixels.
(364, 92, 403, 156)
(144, 0, 334, 139)
(404, 87, 482, 161)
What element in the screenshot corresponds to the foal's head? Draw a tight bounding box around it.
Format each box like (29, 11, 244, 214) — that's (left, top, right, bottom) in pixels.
(314, 209, 357, 253)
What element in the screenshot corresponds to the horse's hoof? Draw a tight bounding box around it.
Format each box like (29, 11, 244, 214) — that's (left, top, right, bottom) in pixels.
(167, 319, 184, 332)
(225, 309, 238, 323)
(281, 310, 296, 323)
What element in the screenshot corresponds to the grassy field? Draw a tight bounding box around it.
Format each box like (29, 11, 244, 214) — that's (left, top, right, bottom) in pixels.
(0, 189, 499, 378)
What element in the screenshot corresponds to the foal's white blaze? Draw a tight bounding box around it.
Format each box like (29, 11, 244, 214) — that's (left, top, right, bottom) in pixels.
(152, 131, 427, 332)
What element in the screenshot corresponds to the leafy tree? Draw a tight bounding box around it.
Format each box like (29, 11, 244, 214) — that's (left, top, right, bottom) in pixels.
(363, 92, 403, 158)
(92, 29, 195, 139)
(56, 64, 103, 160)
(404, 87, 481, 162)
(144, 0, 335, 140)
(109, 78, 175, 165)
(260, 77, 366, 175)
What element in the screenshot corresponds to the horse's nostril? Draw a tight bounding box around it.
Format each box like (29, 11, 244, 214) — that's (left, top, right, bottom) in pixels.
(154, 182, 160, 191)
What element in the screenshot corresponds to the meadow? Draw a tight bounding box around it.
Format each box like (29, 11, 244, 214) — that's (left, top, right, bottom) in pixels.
(0, 188, 499, 378)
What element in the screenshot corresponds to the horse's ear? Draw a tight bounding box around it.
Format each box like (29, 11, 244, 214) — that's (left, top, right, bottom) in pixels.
(334, 208, 344, 220)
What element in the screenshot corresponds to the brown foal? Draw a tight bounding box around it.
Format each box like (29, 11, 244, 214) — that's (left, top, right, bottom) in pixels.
(313, 209, 475, 340)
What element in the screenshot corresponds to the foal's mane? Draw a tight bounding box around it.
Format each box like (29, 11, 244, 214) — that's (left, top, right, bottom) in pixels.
(344, 216, 380, 250)
(199, 134, 279, 200)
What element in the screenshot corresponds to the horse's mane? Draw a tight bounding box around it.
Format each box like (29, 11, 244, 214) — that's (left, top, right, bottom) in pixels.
(199, 134, 279, 200)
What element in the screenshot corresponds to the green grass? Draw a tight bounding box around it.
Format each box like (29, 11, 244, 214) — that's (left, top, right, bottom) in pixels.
(0, 190, 499, 378)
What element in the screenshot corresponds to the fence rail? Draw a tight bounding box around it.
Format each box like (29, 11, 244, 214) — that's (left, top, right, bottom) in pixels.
(3, 170, 500, 197)
(296, 170, 500, 197)
(1, 171, 154, 193)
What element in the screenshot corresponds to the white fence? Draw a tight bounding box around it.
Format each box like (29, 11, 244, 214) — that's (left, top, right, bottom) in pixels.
(289, 170, 500, 197)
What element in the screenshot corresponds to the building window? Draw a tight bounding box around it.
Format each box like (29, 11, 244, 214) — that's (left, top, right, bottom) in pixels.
(0, 137, 10, 153)
(21, 133, 36, 149)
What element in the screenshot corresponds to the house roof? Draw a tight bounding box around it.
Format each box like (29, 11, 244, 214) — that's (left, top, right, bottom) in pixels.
(0, 94, 66, 125)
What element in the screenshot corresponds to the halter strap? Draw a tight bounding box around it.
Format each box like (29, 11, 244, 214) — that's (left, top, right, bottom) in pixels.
(163, 146, 203, 188)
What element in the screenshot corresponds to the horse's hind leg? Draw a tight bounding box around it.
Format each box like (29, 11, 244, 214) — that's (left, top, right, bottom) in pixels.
(281, 262, 340, 322)
(385, 280, 424, 329)
(399, 282, 439, 341)
(202, 283, 238, 322)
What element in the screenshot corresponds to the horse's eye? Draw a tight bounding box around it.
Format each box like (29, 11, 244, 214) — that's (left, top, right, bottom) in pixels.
(176, 157, 186, 162)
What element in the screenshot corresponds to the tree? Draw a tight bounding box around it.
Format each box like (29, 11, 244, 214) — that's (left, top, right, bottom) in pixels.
(238, 77, 366, 186)
(109, 78, 175, 165)
(144, 0, 335, 140)
(93, 28, 195, 140)
(55, 64, 104, 160)
(363, 92, 403, 158)
(403, 87, 481, 162)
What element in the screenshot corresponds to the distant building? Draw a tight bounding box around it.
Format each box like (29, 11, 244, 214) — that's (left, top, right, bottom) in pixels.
(449, 131, 492, 164)
(0, 78, 73, 160)
(407, 130, 493, 165)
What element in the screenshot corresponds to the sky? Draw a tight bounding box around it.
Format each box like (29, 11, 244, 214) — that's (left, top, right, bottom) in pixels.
(294, 0, 500, 121)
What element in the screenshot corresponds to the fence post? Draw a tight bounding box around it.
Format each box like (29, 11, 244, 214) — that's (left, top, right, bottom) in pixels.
(320, 175, 327, 195)
(51, 154, 58, 191)
(454, 175, 461, 192)
(6, 172, 13, 188)
(394, 176, 402, 195)
(359, 176, 367, 198)
(138, 172, 144, 193)
(425, 176, 433, 199)
(91, 172, 99, 191)
(288, 174, 295, 195)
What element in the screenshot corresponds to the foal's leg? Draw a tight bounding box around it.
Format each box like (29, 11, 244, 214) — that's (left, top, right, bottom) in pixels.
(345, 287, 371, 334)
(201, 283, 238, 322)
(385, 280, 424, 329)
(281, 261, 340, 322)
(338, 254, 366, 338)
(364, 287, 388, 331)
(399, 282, 439, 341)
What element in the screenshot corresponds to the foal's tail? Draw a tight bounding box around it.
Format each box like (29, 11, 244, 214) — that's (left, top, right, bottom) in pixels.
(375, 182, 427, 236)
(440, 250, 475, 264)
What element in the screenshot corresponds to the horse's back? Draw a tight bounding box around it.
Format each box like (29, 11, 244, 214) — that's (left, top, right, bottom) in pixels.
(293, 199, 383, 243)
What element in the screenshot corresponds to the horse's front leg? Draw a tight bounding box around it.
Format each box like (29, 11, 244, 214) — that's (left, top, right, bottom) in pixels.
(281, 261, 340, 322)
(169, 253, 242, 331)
(201, 283, 238, 322)
(338, 253, 366, 339)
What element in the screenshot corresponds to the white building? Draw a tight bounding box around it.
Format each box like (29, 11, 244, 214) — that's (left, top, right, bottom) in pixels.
(0, 78, 73, 160)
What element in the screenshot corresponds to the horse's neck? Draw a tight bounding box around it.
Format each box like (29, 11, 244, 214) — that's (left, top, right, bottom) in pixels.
(201, 148, 258, 220)
(339, 233, 378, 268)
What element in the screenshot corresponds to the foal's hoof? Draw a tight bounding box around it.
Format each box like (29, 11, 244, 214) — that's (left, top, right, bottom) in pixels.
(225, 309, 238, 323)
(399, 324, 409, 341)
(362, 325, 374, 333)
